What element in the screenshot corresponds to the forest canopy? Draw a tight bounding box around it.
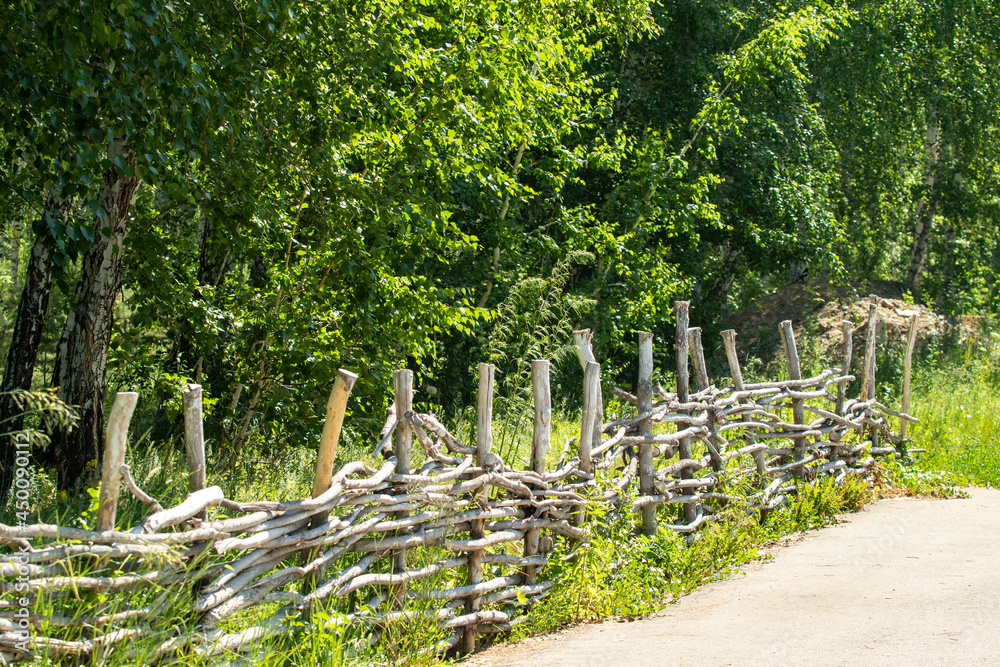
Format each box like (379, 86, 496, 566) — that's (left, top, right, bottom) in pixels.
(2, 0, 998, 498)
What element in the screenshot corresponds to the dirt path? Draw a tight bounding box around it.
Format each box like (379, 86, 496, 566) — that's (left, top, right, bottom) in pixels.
(466, 488, 1000, 667)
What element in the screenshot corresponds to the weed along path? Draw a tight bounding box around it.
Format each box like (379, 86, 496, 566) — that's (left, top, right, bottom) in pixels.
(469, 488, 1000, 667)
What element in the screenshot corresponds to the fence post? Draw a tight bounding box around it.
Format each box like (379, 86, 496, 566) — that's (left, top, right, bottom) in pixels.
(688, 327, 722, 472)
(300, 370, 359, 609)
(464, 363, 494, 654)
(524, 360, 550, 585)
(831, 320, 854, 459)
(687, 327, 710, 392)
(637, 332, 657, 535)
(391, 369, 412, 609)
(579, 361, 600, 475)
(721, 330, 766, 479)
(778, 320, 807, 474)
(674, 301, 697, 527)
(861, 295, 878, 402)
(310, 370, 359, 521)
(901, 314, 919, 441)
(573, 329, 604, 454)
(97, 392, 139, 532)
(861, 296, 879, 448)
(571, 360, 601, 535)
(182, 384, 207, 495)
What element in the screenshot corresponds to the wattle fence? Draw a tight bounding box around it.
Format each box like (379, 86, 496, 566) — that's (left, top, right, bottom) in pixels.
(0, 298, 920, 663)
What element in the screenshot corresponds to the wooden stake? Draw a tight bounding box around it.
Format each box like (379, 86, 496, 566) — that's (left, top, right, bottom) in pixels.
(573, 329, 604, 452)
(579, 361, 600, 475)
(831, 320, 854, 457)
(524, 360, 551, 585)
(687, 327, 710, 392)
(300, 370, 359, 607)
(96, 392, 138, 532)
(476, 363, 494, 468)
(674, 303, 691, 404)
(530, 360, 551, 474)
(688, 327, 723, 472)
(464, 363, 494, 654)
(674, 301, 697, 526)
(637, 332, 657, 536)
(569, 360, 600, 534)
(721, 330, 765, 478)
(181, 385, 206, 495)
(394, 370, 414, 473)
(836, 320, 854, 417)
(779, 320, 807, 471)
(861, 295, 878, 402)
(720, 330, 743, 389)
(860, 296, 880, 449)
(310, 370, 359, 515)
(391, 369, 412, 609)
(572, 328, 596, 365)
(901, 314, 919, 440)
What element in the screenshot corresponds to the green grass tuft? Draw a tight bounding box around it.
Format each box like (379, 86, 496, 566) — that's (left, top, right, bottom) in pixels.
(905, 338, 1000, 489)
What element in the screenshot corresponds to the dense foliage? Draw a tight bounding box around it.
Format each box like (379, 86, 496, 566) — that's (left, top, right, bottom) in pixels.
(2, 0, 998, 495)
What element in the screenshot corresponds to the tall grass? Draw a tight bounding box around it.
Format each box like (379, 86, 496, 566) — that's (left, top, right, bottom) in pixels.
(504, 471, 874, 643)
(905, 332, 1000, 488)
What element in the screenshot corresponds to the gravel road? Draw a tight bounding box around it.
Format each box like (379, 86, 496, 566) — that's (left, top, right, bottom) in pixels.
(466, 488, 1000, 667)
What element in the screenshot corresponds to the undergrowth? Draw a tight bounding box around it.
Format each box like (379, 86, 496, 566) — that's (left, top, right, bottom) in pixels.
(903, 332, 1000, 489)
(504, 473, 875, 643)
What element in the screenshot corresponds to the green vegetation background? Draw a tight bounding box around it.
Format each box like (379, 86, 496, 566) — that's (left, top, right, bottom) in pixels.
(2, 0, 1000, 663)
(3, 0, 999, 491)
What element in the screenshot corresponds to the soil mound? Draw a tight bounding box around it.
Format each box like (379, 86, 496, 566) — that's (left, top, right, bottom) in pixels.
(723, 279, 966, 369)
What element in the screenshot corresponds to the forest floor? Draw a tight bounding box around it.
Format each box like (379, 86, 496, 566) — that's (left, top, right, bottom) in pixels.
(464, 487, 1000, 667)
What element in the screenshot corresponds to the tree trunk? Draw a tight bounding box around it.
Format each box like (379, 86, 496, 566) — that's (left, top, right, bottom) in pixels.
(7, 214, 21, 294)
(178, 211, 231, 377)
(939, 222, 956, 309)
(907, 119, 945, 301)
(702, 245, 741, 308)
(0, 190, 69, 504)
(49, 140, 140, 490)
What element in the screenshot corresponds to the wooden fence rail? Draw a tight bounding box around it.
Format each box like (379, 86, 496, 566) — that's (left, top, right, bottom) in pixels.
(0, 299, 918, 663)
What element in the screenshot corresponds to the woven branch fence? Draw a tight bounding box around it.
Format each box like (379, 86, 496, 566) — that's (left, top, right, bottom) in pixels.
(0, 298, 921, 663)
